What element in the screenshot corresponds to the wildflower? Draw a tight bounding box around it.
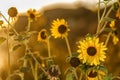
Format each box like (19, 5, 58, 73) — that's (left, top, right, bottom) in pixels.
(69, 57, 80, 67)
(37, 29, 48, 42)
(109, 20, 115, 29)
(8, 7, 18, 17)
(50, 18, 70, 39)
(27, 9, 40, 22)
(109, 21, 119, 45)
(87, 70, 106, 80)
(47, 65, 61, 80)
(77, 37, 107, 66)
(112, 32, 119, 45)
(0, 20, 3, 26)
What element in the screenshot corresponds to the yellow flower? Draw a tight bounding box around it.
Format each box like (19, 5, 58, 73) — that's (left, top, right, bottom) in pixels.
(112, 33, 119, 45)
(8, 7, 18, 17)
(0, 20, 3, 26)
(50, 18, 70, 38)
(27, 9, 40, 22)
(77, 37, 107, 66)
(109, 21, 115, 28)
(37, 29, 48, 42)
(87, 70, 106, 80)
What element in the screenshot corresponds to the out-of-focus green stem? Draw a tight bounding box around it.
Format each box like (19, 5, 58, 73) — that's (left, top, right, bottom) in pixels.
(65, 36, 72, 57)
(0, 12, 19, 36)
(105, 32, 112, 46)
(47, 36, 51, 58)
(7, 17, 11, 80)
(27, 20, 31, 32)
(96, 5, 113, 36)
(34, 62, 38, 80)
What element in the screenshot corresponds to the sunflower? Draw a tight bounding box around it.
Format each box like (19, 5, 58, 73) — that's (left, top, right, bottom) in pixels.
(77, 36, 107, 66)
(27, 9, 40, 22)
(8, 7, 18, 17)
(87, 70, 106, 80)
(37, 29, 48, 42)
(50, 18, 70, 38)
(47, 65, 61, 80)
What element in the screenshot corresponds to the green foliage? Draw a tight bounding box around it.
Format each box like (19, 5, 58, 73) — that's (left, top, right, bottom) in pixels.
(104, 74, 113, 80)
(103, 17, 115, 22)
(12, 44, 21, 51)
(0, 37, 6, 45)
(113, 2, 119, 10)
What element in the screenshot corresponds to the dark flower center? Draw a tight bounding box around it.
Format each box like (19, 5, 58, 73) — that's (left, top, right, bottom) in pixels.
(87, 47, 97, 56)
(70, 57, 80, 67)
(48, 65, 59, 77)
(8, 7, 18, 17)
(88, 71, 98, 78)
(58, 25, 67, 34)
(41, 31, 47, 39)
(30, 13, 35, 19)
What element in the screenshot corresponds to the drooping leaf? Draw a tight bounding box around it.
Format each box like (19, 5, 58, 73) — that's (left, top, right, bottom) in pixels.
(103, 17, 115, 22)
(103, 28, 112, 32)
(0, 37, 6, 45)
(66, 73, 73, 80)
(20, 66, 30, 73)
(13, 44, 21, 51)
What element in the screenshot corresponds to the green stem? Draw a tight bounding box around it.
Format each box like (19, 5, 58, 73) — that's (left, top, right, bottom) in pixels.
(34, 62, 38, 80)
(27, 20, 31, 32)
(24, 42, 47, 75)
(65, 36, 72, 57)
(24, 40, 47, 78)
(7, 17, 11, 80)
(29, 60, 35, 77)
(96, 5, 113, 36)
(0, 12, 19, 36)
(105, 32, 112, 46)
(47, 36, 51, 58)
(98, 0, 101, 24)
(96, 3, 107, 34)
(79, 73, 82, 80)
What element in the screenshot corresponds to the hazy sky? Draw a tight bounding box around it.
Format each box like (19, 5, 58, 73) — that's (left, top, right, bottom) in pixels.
(0, 0, 77, 17)
(0, 0, 116, 20)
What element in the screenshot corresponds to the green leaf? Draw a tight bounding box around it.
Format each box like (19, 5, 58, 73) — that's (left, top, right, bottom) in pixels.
(113, 2, 119, 10)
(13, 44, 21, 51)
(66, 73, 73, 80)
(20, 66, 30, 73)
(103, 17, 115, 22)
(0, 37, 6, 45)
(103, 74, 113, 80)
(99, 65, 108, 74)
(103, 28, 112, 32)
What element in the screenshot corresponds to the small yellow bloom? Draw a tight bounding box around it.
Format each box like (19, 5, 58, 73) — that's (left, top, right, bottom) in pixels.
(112, 33, 119, 45)
(77, 36, 107, 66)
(27, 9, 40, 22)
(50, 18, 70, 39)
(109, 21, 115, 28)
(37, 29, 48, 42)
